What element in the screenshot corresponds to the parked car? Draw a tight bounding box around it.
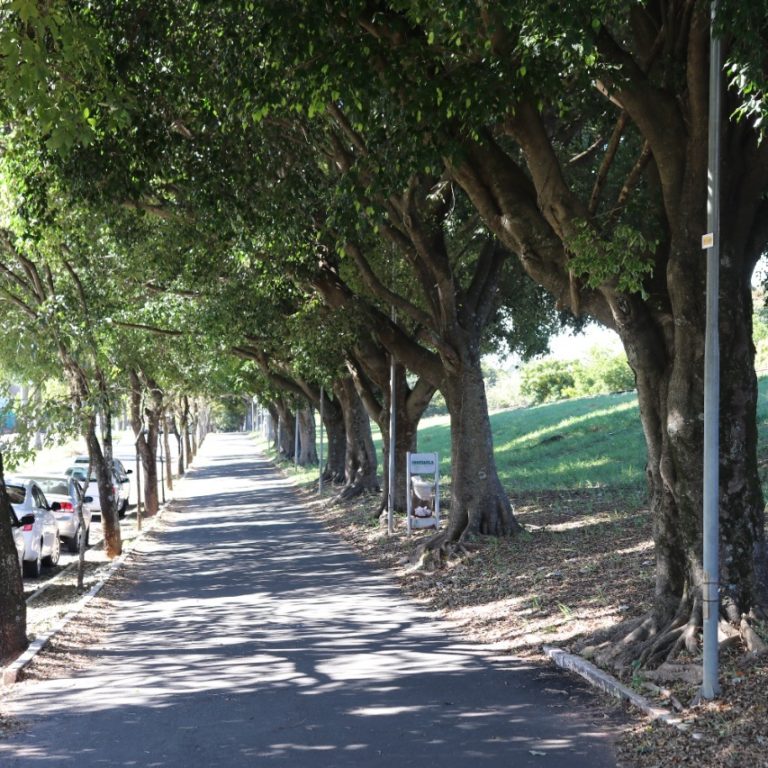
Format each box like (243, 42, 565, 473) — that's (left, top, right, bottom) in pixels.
(72, 456, 132, 515)
(8, 507, 26, 572)
(25, 475, 94, 553)
(6, 477, 61, 578)
(64, 464, 127, 519)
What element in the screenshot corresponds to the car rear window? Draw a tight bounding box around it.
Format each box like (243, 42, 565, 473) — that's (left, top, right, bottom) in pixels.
(5, 485, 25, 504)
(36, 480, 69, 495)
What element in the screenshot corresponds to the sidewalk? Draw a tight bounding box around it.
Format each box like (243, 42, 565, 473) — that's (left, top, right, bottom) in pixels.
(0, 433, 625, 767)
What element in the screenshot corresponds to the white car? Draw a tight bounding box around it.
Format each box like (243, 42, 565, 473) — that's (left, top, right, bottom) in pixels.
(64, 464, 128, 519)
(68, 456, 132, 517)
(25, 475, 94, 553)
(6, 477, 61, 578)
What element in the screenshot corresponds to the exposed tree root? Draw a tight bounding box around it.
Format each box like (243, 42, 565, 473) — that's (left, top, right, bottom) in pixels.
(332, 481, 380, 504)
(582, 598, 768, 684)
(403, 530, 479, 572)
(740, 617, 768, 654)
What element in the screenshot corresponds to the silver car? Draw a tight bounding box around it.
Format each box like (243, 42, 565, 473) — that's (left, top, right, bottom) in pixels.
(25, 475, 94, 553)
(6, 477, 61, 578)
(75, 455, 133, 517)
(64, 464, 128, 519)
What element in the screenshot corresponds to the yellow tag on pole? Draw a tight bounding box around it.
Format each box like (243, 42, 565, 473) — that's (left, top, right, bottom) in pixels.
(702, 233, 714, 249)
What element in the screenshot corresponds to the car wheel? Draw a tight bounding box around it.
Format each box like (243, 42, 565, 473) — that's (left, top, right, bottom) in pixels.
(68, 527, 82, 553)
(84, 525, 90, 547)
(43, 534, 61, 567)
(23, 549, 42, 578)
(119, 499, 128, 518)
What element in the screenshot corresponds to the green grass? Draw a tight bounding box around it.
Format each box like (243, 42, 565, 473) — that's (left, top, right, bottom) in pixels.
(265, 374, 768, 499)
(412, 390, 646, 494)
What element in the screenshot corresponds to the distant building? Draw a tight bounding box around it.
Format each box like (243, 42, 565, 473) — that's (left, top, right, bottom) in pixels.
(0, 384, 20, 433)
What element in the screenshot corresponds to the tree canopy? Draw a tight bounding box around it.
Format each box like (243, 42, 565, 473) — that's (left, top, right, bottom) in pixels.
(2, 0, 768, 671)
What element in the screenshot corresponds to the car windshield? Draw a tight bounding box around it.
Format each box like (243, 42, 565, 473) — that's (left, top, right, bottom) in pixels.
(5, 485, 25, 505)
(65, 467, 90, 480)
(34, 479, 70, 495)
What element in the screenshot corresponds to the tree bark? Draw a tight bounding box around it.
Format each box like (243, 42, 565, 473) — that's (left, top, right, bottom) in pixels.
(440, 331, 521, 538)
(320, 393, 347, 483)
(334, 377, 380, 499)
(0, 453, 27, 665)
(349, 343, 435, 513)
(84, 414, 122, 556)
(162, 408, 173, 491)
(130, 370, 160, 517)
(297, 407, 318, 465)
(181, 395, 193, 468)
(273, 398, 296, 459)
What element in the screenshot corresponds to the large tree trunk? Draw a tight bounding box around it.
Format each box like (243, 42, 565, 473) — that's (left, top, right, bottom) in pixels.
(334, 377, 379, 500)
(84, 415, 122, 557)
(0, 454, 27, 665)
(440, 334, 521, 539)
(130, 370, 160, 517)
(297, 407, 318, 466)
(273, 399, 295, 459)
(169, 410, 184, 478)
(181, 395, 193, 469)
(162, 408, 173, 492)
(318, 393, 346, 483)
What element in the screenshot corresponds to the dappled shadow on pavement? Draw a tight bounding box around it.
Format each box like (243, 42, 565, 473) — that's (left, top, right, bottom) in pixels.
(0, 434, 623, 768)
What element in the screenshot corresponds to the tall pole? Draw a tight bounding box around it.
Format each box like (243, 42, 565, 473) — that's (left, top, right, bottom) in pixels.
(134, 430, 143, 532)
(318, 388, 325, 495)
(388, 324, 396, 535)
(294, 408, 300, 469)
(159, 429, 166, 505)
(701, 0, 722, 701)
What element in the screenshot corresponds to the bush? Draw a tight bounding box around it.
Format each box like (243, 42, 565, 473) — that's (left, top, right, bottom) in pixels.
(520, 360, 577, 404)
(520, 349, 635, 404)
(574, 348, 636, 395)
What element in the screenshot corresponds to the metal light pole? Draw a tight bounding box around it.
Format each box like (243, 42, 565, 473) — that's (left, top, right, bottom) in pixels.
(134, 428, 143, 532)
(294, 409, 300, 469)
(159, 428, 166, 505)
(318, 388, 325, 496)
(701, 0, 722, 701)
(387, 318, 397, 535)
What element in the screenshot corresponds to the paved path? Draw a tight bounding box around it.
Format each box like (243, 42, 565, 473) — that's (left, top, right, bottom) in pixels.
(0, 433, 624, 767)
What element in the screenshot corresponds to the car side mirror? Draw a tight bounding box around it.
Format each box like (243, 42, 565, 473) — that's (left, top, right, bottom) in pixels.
(126, 469, 133, 475)
(84, 496, 93, 503)
(19, 514, 35, 526)
(50, 501, 61, 511)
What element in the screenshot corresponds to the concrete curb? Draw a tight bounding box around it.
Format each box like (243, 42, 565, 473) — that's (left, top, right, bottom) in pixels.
(2, 468, 192, 688)
(3, 548, 133, 686)
(543, 645, 701, 736)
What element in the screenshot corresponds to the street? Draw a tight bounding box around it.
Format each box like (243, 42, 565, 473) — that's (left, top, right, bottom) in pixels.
(1, 433, 623, 767)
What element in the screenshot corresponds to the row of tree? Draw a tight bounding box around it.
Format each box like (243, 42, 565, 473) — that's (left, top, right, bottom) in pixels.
(1, 1, 767, 672)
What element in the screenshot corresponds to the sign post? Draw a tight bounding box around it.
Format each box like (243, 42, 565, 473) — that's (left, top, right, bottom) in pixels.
(406, 452, 440, 534)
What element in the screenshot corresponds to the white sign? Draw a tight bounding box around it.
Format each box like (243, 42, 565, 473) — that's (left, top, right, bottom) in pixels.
(702, 232, 714, 249)
(408, 453, 438, 474)
(406, 451, 441, 534)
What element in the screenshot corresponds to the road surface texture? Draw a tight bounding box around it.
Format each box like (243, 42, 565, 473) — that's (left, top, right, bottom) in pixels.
(0, 433, 626, 767)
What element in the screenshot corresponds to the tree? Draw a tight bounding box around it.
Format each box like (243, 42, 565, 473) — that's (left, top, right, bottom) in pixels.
(0, 453, 27, 664)
(309, 1, 768, 663)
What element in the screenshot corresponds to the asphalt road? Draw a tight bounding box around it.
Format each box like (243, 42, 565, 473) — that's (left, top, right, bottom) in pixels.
(0, 433, 625, 767)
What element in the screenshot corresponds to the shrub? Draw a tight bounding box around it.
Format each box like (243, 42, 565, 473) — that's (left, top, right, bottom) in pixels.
(520, 359, 577, 404)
